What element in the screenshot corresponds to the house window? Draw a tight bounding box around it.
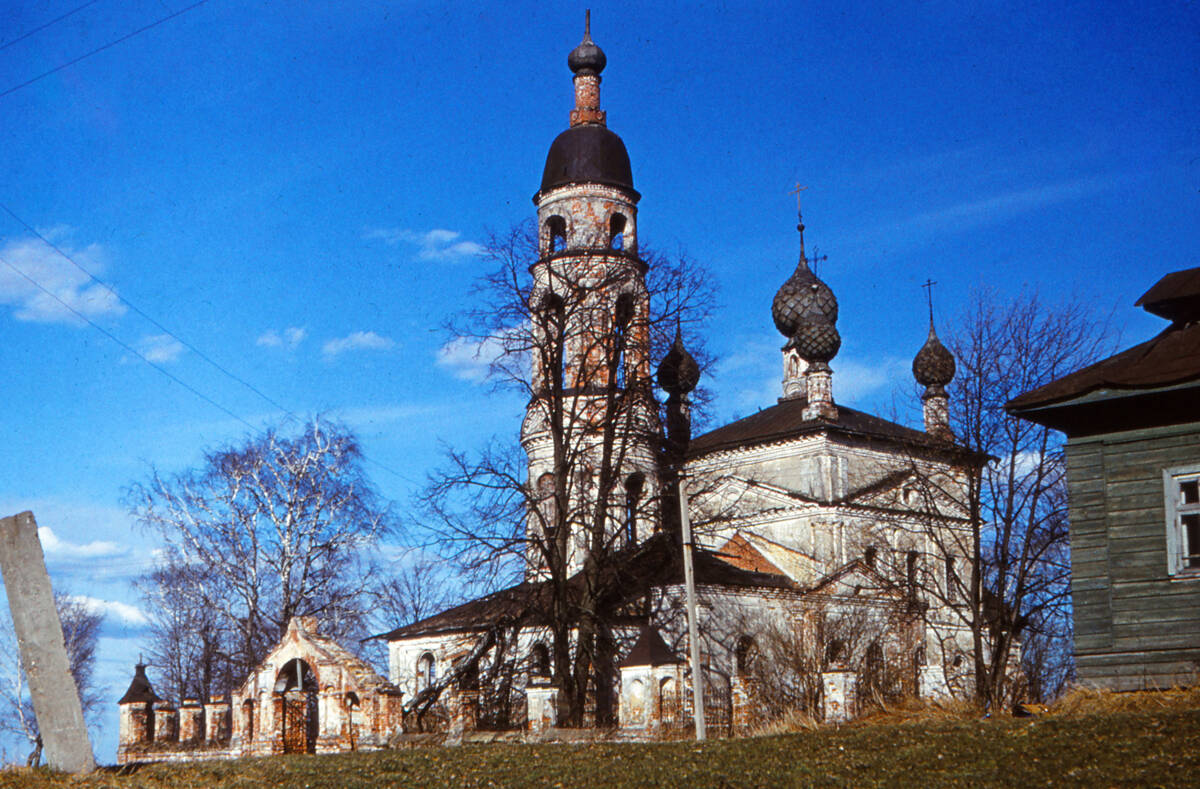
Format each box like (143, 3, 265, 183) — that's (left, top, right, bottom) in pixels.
(1165, 466, 1200, 576)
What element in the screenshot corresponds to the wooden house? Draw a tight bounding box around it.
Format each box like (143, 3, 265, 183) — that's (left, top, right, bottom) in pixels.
(1008, 267, 1200, 690)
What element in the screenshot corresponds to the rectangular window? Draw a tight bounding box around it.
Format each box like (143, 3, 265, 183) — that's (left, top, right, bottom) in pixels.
(1164, 466, 1200, 576)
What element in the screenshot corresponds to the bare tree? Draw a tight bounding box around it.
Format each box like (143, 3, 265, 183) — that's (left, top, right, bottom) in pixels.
(420, 219, 715, 727)
(128, 417, 392, 701)
(906, 290, 1111, 707)
(0, 592, 104, 765)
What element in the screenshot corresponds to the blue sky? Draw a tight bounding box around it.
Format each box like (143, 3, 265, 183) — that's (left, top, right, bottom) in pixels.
(1, 0, 1197, 761)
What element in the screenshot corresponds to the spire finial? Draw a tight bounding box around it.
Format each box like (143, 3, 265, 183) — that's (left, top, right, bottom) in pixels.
(922, 278, 937, 326)
(585, 9, 591, 40)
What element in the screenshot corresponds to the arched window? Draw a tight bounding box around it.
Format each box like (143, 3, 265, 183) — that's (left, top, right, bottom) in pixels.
(624, 473, 644, 546)
(735, 635, 757, 678)
(906, 551, 920, 596)
(546, 215, 567, 253)
(530, 643, 550, 677)
(416, 652, 436, 691)
(609, 213, 627, 250)
(865, 641, 885, 691)
(825, 638, 844, 666)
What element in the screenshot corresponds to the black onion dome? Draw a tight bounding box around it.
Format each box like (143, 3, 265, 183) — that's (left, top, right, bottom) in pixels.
(540, 125, 635, 193)
(771, 258, 838, 339)
(118, 663, 162, 705)
(913, 324, 956, 387)
(792, 317, 841, 363)
(657, 328, 701, 395)
(568, 31, 607, 75)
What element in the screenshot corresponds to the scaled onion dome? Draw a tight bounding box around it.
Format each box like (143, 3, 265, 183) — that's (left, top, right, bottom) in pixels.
(772, 258, 839, 338)
(656, 327, 701, 396)
(773, 256, 840, 362)
(913, 323, 956, 389)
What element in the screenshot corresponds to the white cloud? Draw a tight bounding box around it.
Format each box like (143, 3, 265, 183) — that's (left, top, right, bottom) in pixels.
(0, 232, 126, 324)
(136, 333, 185, 363)
(364, 227, 485, 261)
(835, 357, 910, 402)
(37, 526, 126, 560)
(66, 595, 149, 627)
(436, 328, 527, 383)
(256, 326, 307, 350)
(848, 174, 1116, 254)
(322, 330, 396, 358)
(437, 337, 503, 382)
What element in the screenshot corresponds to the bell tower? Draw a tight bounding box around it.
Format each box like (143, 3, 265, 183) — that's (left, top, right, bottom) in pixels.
(521, 16, 660, 579)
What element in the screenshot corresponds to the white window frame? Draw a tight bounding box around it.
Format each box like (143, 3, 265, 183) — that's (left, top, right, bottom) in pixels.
(1163, 464, 1200, 578)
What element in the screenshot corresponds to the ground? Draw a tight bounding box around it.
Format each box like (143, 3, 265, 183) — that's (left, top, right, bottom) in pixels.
(4, 689, 1198, 787)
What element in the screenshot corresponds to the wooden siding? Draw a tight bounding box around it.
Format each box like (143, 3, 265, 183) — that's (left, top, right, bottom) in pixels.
(1065, 424, 1200, 690)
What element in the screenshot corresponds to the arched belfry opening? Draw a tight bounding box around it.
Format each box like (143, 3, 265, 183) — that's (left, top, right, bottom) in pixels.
(546, 215, 567, 253)
(609, 213, 627, 250)
(274, 658, 318, 754)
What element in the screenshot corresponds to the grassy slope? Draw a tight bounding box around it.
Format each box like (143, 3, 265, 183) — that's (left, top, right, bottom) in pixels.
(2, 701, 1197, 787)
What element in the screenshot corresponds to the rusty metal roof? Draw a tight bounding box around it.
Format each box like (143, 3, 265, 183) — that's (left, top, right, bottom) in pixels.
(378, 534, 794, 641)
(687, 397, 956, 458)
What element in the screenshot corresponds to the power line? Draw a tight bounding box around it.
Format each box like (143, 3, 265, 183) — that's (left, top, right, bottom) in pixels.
(0, 0, 103, 52)
(0, 251, 260, 435)
(0, 206, 422, 488)
(2, 204, 297, 424)
(0, 0, 208, 100)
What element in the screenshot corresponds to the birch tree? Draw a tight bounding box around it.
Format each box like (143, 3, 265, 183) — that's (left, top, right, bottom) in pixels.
(128, 417, 391, 701)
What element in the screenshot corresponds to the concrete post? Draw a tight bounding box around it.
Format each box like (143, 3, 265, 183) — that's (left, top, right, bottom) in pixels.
(0, 512, 95, 773)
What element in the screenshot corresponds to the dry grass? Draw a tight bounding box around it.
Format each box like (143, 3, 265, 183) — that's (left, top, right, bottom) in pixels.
(0, 688, 1195, 787)
(1052, 683, 1200, 716)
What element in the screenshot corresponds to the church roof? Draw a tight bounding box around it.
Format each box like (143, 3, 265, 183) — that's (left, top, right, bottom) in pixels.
(118, 663, 161, 705)
(618, 627, 684, 668)
(540, 124, 636, 195)
(688, 398, 960, 458)
(378, 534, 795, 641)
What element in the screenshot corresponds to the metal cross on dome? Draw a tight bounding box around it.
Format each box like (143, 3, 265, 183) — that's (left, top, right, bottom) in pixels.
(789, 183, 828, 271)
(922, 278, 937, 323)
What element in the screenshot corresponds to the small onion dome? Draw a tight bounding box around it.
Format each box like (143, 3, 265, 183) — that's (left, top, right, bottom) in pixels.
(657, 327, 701, 395)
(791, 316, 841, 364)
(913, 323, 956, 387)
(568, 28, 606, 76)
(772, 258, 839, 340)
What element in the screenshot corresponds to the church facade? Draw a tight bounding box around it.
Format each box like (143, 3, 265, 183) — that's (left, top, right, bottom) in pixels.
(383, 23, 984, 735)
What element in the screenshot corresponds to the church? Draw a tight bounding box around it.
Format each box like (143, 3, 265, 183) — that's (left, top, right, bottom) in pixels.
(116, 22, 986, 755)
(381, 21, 983, 736)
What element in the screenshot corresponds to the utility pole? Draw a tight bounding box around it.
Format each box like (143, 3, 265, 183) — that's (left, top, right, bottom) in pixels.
(678, 476, 706, 740)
